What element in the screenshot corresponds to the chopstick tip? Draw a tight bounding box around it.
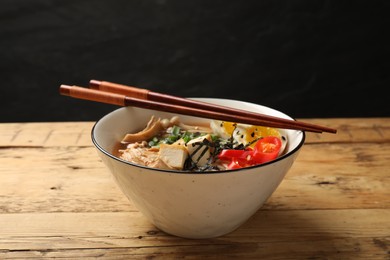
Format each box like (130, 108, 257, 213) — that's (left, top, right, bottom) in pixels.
(59, 84, 72, 96)
(89, 79, 101, 89)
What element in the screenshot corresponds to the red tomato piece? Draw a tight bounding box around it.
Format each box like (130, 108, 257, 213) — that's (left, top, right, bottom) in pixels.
(252, 136, 282, 164)
(218, 149, 247, 160)
(218, 149, 254, 169)
(227, 159, 243, 170)
(217, 136, 282, 170)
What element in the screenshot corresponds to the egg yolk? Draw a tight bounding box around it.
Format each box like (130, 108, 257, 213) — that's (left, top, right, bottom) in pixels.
(245, 126, 281, 148)
(221, 122, 237, 136)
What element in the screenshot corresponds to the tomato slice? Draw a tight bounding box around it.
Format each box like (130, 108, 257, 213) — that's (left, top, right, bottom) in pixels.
(227, 159, 243, 170)
(218, 149, 254, 169)
(252, 136, 282, 164)
(217, 136, 282, 170)
(218, 149, 249, 160)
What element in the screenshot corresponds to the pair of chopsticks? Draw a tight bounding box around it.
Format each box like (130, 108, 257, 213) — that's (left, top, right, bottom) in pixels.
(59, 80, 337, 134)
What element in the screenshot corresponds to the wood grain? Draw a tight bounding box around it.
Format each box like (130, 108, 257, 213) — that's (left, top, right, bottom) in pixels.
(0, 210, 389, 259)
(1, 118, 388, 148)
(0, 144, 388, 213)
(0, 118, 389, 259)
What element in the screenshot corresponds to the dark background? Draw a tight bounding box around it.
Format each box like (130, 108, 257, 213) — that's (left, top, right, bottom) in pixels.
(1, 0, 389, 123)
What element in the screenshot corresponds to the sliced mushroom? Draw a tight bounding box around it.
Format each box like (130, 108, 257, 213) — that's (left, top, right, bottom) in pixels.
(121, 116, 164, 143)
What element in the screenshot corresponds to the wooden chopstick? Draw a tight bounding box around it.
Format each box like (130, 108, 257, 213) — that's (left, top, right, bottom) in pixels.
(88, 80, 337, 134)
(60, 84, 320, 132)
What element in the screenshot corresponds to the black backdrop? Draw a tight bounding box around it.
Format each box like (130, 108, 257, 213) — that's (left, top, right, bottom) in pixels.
(1, 0, 389, 122)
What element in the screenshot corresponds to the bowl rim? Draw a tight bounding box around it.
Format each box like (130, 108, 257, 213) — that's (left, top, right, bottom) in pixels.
(91, 98, 306, 175)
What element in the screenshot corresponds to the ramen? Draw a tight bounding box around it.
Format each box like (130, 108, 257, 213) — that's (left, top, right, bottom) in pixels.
(117, 115, 287, 172)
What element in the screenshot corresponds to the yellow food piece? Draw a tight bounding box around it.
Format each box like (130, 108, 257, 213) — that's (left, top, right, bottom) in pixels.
(242, 126, 281, 148)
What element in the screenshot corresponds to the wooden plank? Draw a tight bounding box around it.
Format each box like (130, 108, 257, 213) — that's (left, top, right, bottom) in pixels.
(0, 118, 389, 148)
(0, 210, 388, 259)
(0, 141, 390, 212)
(0, 145, 133, 213)
(1, 238, 387, 259)
(0, 122, 94, 147)
(303, 117, 390, 143)
(0, 143, 389, 214)
(265, 142, 390, 210)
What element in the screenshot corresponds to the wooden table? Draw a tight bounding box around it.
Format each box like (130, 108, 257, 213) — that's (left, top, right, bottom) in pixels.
(1, 118, 389, 259)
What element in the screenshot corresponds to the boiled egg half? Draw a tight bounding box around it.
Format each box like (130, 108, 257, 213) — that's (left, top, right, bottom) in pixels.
(210, 120, 288, 155)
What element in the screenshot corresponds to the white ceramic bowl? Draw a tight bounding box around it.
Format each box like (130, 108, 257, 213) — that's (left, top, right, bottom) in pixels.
(92, 98, 305, 239)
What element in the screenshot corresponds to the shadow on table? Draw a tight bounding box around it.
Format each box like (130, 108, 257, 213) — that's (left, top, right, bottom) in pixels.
(151, 209, 350, 258)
